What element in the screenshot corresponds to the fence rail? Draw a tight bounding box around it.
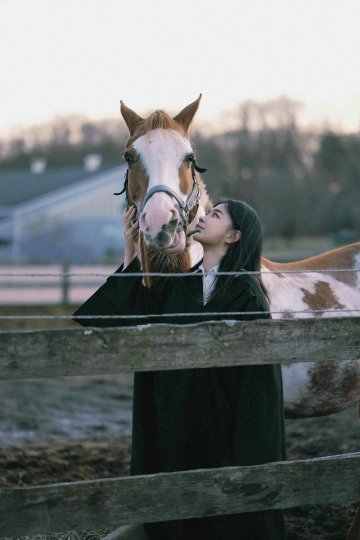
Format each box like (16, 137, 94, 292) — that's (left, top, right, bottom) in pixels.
(0, 317, 360, 380)
(1, 453, 359, 536)
(1, 318, 359, 536)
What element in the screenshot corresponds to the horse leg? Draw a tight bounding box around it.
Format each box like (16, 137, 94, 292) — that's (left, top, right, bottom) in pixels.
(346, 504, 360, 540)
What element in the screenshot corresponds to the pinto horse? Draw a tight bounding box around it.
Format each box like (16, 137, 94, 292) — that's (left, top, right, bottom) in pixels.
(120, 95, 360, 540)
(120, 94, 360, 419)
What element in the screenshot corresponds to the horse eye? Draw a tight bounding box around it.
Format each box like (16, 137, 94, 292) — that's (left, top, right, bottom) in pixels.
(185, 153, 195, 164)
(124, 152, 134, 165)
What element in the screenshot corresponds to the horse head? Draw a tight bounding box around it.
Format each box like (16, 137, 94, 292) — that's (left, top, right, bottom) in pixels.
(120, 95, 210, 260)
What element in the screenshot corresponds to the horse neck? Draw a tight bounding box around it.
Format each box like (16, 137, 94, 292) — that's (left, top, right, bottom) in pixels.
(140, 235, 192, 287)
(261, 241, 360, 272)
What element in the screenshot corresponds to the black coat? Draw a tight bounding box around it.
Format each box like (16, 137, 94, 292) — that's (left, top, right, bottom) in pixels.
(74, 258, 287, 540)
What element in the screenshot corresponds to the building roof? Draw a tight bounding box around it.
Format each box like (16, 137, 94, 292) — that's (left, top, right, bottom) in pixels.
(0, 166, 117, 206)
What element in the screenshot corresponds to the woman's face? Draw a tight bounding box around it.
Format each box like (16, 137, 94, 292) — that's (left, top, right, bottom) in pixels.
(192, 203, 234, 247)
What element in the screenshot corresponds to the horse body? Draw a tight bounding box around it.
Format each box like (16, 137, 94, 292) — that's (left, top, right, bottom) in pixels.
(262, 245, 360, 417)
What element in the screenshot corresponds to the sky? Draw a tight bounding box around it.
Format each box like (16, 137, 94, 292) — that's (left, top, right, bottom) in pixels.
(0, 0, 360, 137)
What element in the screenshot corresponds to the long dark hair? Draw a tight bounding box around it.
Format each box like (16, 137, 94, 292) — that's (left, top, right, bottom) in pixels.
(210, 199, 269, 302)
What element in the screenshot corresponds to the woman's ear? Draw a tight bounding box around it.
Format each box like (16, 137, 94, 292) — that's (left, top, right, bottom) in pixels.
(225, 230, 241, 244)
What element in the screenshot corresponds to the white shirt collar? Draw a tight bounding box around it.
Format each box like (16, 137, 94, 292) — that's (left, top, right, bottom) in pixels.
(198, 263, 219, 304)
(198, 263, 219, 276)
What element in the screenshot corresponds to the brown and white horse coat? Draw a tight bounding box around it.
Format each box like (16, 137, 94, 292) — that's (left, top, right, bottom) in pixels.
(263, 247, 360, 417)
(120, 95, 360, 419)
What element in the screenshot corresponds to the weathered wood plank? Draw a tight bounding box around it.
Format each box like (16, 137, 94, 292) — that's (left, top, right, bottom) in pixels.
(0, 453, 359, 536)
(0, 318, 359, 380)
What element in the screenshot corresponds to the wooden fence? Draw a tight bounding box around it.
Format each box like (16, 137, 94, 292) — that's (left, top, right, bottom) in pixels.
(0, 317, 359, 536)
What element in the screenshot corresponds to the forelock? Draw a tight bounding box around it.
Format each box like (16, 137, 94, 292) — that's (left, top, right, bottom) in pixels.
(127, 111, 187, 146)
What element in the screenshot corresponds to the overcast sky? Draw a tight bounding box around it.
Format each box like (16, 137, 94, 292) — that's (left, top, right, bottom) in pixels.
(1, 0, 359, 136)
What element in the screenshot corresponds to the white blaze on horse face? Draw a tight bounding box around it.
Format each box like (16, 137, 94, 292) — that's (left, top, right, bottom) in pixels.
(133, 129, 193, 248)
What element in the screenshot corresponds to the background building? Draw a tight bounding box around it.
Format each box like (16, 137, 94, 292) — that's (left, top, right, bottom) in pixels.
(0, 162, 126, 263)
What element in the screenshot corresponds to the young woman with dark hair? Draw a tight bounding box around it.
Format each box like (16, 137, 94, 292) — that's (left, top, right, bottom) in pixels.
(197, 199, 269, 304)
(74, 199, 287, 540)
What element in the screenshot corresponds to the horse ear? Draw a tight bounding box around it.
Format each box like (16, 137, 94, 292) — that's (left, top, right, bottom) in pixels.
(173, 94, 202, 132)
(120, 101, 144, 134)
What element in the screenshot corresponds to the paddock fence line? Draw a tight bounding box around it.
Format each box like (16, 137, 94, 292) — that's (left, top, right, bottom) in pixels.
(1, 263, 360, 307)
(0, 262, 116, 306)
(0, 317, 360, 536)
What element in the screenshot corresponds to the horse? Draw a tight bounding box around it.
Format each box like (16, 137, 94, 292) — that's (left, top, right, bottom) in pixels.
(119, 95, 360, 539)
(119, 94, 360, 419)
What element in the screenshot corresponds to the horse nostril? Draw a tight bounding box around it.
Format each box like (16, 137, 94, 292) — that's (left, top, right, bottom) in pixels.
(156, 230, 170, 247)
(166, 218, 179, 233)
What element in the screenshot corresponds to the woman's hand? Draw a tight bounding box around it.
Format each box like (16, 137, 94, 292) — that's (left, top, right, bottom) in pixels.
(123, 205, 140, 269)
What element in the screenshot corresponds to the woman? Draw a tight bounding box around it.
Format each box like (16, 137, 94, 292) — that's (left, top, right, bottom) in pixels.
(74, 199, 287, 540)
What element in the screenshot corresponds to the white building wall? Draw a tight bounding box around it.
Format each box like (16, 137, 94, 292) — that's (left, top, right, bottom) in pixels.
(0, 166, 128, 261)
(13, 167, 125, 233)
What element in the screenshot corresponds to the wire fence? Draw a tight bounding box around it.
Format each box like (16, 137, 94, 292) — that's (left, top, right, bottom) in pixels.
(0, 264, 360, 320)
(1, 309, 360, 321)
(1, 268, 360, 277)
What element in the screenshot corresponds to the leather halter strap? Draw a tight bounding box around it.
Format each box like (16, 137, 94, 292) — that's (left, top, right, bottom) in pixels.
(115, 160, 206, 233)
(141, 175, 199, 232)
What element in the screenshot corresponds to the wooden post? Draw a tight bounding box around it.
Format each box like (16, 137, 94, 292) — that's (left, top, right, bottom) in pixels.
(61, 260, 70, 305)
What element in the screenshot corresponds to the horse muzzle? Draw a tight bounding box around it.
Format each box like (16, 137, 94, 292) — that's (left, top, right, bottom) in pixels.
(143, 226, 186, 253)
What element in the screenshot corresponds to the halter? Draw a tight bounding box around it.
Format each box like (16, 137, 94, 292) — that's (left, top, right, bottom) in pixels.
(115, 159, 206, 234)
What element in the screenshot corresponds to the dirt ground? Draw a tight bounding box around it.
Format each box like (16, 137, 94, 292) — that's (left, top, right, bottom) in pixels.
(0, 397, 359, 539)
(1, 307, 359, 539)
